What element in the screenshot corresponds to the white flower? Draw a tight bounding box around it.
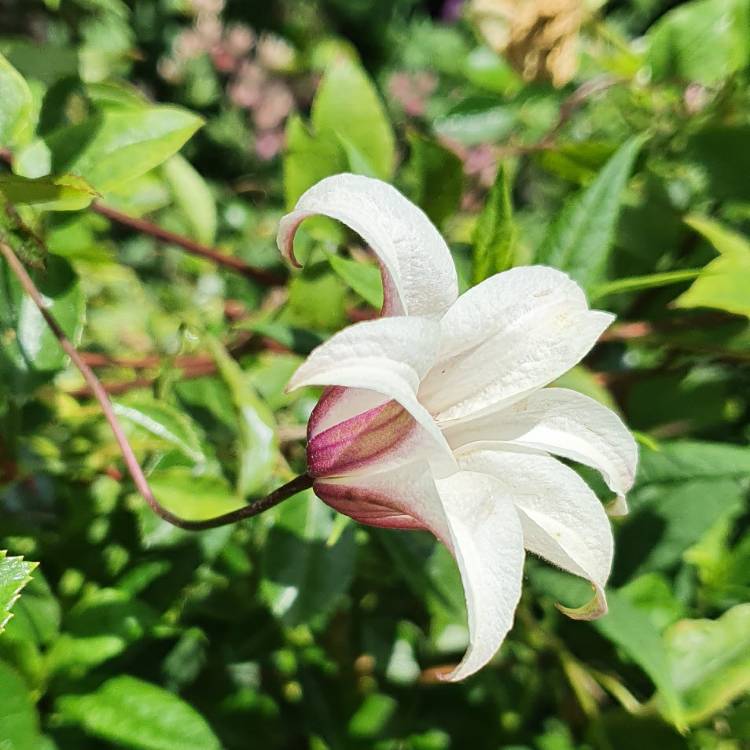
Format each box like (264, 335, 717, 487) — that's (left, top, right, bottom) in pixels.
(277, 173, 638, 681)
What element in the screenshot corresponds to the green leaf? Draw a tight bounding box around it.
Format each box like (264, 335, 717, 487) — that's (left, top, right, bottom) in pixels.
(664, 604, 750, 725)
(406, 133, 463, 229)
(433, 96, 515, 146)
(3, 570, 60, 646)
(283, 115, 347, 209)
(618, 443, 750, 575)
(0, 173, 97, 211)
(0, 661, 45, 750)
(260, 489, 357, 626)
(636, 441, 750, 485)
(536, 136, 644, 291)
(674, 216, 750, 318)
(683, 215, 750, 258)
(56, 675, 221, 750)
(48, 588, 157, 675)
(0, 551, 37, 634)
(326, 253, 383, 309)
(594, 590, 686, 728)
(162, 154, 217, 245)
(675, 254, 750, 318)
(536, 141, 617, 185)
(530, 570, 685, 727)
(312, 58, 395, 180)
(206, 336, 277, 496)
(472, 163, 515, 284)
(686, 125, 750, 202)
(114, 396, 206, 465)
(147, 467, 243, 521)
(0, 255, 85, 391)
(590, 268, 702, 301)
(0, 53, 33, 147)
(44, 105, 204, 193)
(647, 0, 750, 85)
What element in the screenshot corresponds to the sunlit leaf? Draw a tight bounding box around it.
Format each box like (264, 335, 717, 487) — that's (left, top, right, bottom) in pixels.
(56, 675, 221, 750)
(536, 136, 645, 291)
(0, 551, 37, 634)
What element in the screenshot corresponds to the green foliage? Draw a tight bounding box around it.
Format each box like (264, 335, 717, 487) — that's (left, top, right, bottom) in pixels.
(0, 551, 36, 634)
(536, 137, 645, 291)
(57, 675, 222, 750)
(647, 0, 750, 84)
(472, 163, 515, 283)
(1, 1, 750, 749)
(43, 105, 204, 193)
(0, 53, 33, 147)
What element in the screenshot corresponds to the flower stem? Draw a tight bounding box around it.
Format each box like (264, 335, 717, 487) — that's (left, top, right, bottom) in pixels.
(91, 201, 284, 285)
(0, 239, 310, 531)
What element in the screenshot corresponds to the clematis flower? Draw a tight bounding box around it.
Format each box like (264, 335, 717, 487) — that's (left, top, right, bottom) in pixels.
(277, 174, 637, 681)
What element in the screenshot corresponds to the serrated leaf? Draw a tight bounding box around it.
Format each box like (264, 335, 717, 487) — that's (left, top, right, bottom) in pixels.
(664, 604, 750, 725)
(312, 58, 395, 180)
(56, 675, 221, 750)
(0, 173, 98, 211)
(472, 163, 515, 283)
(0, 551, 37, 634)
(0, 52, 33, 147)
(44, 105, 204, 193)
(536, 136, 644, 291)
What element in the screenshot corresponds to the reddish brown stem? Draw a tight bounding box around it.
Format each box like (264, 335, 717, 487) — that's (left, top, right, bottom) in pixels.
(0, 239, 309, 530)
(0, 147, 285, 285)
(91, 201, 284, 285)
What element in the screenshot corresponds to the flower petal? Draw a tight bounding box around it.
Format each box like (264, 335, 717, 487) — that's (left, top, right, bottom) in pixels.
(317, 465, 526, 682)
(308, 398, 426, 478)
(289, 317, 457, 473)
(444, 388, 637, 515)
(436, 471, 525, 682)
(457, 448, 613, 619)
(419, 266, 614, 422)
(277, 173, 458, 319)
(314, 460, 453, 538)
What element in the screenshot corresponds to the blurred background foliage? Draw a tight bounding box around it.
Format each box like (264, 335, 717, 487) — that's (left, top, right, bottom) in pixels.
(1, 0, 750, 748)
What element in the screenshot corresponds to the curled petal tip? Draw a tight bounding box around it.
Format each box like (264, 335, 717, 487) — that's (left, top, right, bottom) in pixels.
(606, 494, 629, 518)
(277, 212, 307, 268)
(556, 584, 608, 621)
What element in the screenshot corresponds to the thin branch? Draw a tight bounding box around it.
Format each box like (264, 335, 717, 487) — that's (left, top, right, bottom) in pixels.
(0, 239, 310, 530)
(0, 148, 284, 286)
(91, 201, 284, 285)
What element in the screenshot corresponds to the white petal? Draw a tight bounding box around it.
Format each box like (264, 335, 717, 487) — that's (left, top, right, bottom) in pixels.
(419, 266, 614, 422)
(457, 449, 613, 618)
(444, 388, 638, 515)
(289, 317, 456, 473)
(314, 460, 453, 539)
(318, 465, 526, 681)
(436, 471, 525, 682)
(277, 173, 458, 319)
